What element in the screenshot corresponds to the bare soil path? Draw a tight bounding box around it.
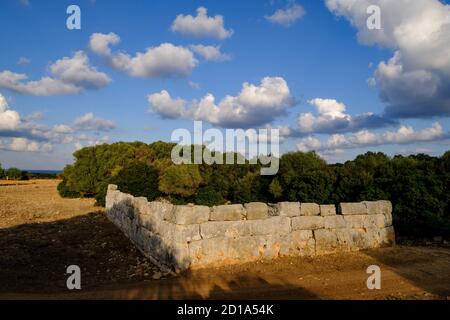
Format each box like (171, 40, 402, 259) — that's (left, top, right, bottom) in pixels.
(1, 180, 449, 299)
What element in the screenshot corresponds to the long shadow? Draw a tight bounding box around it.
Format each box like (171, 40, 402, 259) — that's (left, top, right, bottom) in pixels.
(0, 212, 319, 299)
(363, 245, 450, 297)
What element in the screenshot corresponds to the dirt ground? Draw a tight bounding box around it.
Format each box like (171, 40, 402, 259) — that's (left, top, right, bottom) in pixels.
(1, 179, 449, 300)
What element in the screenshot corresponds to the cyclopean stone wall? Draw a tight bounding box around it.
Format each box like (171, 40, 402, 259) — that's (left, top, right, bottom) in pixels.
(105, 184, 395, 272)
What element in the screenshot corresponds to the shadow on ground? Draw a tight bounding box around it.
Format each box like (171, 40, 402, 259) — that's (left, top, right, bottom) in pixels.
(0, 212, 318, 299)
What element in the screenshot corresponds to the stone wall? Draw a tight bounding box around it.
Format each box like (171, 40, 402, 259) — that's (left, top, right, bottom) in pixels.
(105, 184, 395, 272)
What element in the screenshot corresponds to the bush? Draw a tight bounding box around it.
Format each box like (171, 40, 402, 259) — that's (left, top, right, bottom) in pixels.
(6, 167, 22, 180)
(57, 179, 81, 198)
(109, 162, 161, 203)
(195, 186, 226, 206)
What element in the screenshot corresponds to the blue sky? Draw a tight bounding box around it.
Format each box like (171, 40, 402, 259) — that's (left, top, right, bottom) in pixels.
(0, 0, 449, 169)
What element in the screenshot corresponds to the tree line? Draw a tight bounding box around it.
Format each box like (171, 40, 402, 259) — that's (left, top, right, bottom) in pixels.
(57, 141, 450, 237)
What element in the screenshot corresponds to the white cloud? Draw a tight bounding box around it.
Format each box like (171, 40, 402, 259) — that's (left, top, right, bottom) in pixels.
(189, 45, 231, 61)
(53, 124, 74, 134)
(0, 93, 21, 131)
(148, 77, 295, 127)
(147, 90, 186, 118)
(171, 7, 233, 40)
(89, 33, 198, 78)
(74, 112, 116, 131)
(326, 0, 450, 118)
(0, 51, 110, 96)
(297, 122, 446, 152)
(297, 97, 396, 134)
(49, 51, 111, 89)
(0, 137, 52, 153)
(266, 3, 305, 27)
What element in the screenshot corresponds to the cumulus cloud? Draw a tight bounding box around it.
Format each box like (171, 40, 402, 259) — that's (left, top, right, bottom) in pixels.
(148, 77, 295, 128)
(0, 94, 21, 131)
(266, 3, 306, 27)
(74, 112, 116, 131)
(0, 137, 52, 153)
(171, 7, 233, 40)
(89, 33, 198, 78)
(297, 98, 397, 134)
(326, 0, 450, 118)
(297, 122, 447, 152)
(0, 51, 110, 96)
(189, 45, 231, 61)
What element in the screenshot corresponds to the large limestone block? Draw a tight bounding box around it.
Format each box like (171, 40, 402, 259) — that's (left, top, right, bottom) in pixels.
(314, 229, 339, 254)
(291, 216, 324, 230)
(363, 200, 392, 215)
(200, 216, 290, 239)
(248, 217, 291, 236)
(200, 220, 250, 239)
(189, 236, 269, 268)
(167, 205, 210, 225)
(343, 215, 366, 229)
(158, 221, 201, 243)
(324, 215, 347, 229)
(279, 230, 315, 257)
(140, 202, 174, 232)
(210, 204, 245, 221)
(338, 202, 368, 215)
(364, 214, 388, 229)
(277, 202, 300, 217)
(300, 203, 320, 216)
(320, 204, 336, 216)
(244, 202, 268, 220)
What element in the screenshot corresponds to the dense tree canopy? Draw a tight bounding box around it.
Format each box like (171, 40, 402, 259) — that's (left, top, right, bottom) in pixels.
(58, 142, 450, 237)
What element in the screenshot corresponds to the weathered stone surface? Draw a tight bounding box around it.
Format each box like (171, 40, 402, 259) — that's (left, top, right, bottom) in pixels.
(343, 215, 366, 229)
(108, 184, 118, 191)
(364, 214, 387, 229)
(244, 202, 268, 220)
(167, 205, 210, 225)
(324, 215, 347, 229)
(159, 221, 201, 243)
(338, 202, 368, 215)
(314, 229, 339, 254)
(211, 204, 245, 221)
(189, 236, 270, 268)
(291, 216, 324, 230)
(279, 230, 315, 257)
(320, 204, 336, 216)
(277, 202, 300, 217)
(363, 200, 392, 215)
(201, 220, 250, 239)
(300, 203, 320, 216)
(200, 216, 290, 239)
(248, 217, 291, 236)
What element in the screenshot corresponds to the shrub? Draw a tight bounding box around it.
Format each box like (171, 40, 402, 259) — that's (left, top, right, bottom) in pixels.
(110, 162, 161, 203)
(195, 186, 226, 206)
(6, 167, 22, 180)
(57, 179, 81, 198)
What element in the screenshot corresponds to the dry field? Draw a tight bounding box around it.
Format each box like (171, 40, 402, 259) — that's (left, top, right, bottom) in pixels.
(0, 179, 449, 299)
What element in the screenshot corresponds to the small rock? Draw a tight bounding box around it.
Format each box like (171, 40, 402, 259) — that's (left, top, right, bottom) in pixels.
(152, 272, 162, 280)
(433, 236, 443, 242)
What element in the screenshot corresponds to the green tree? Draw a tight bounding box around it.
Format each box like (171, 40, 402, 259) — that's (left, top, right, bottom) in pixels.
(278, 152, 335, 203)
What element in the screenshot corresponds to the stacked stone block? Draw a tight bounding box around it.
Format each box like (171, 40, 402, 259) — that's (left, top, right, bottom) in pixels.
(106, 184, 395, 271)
